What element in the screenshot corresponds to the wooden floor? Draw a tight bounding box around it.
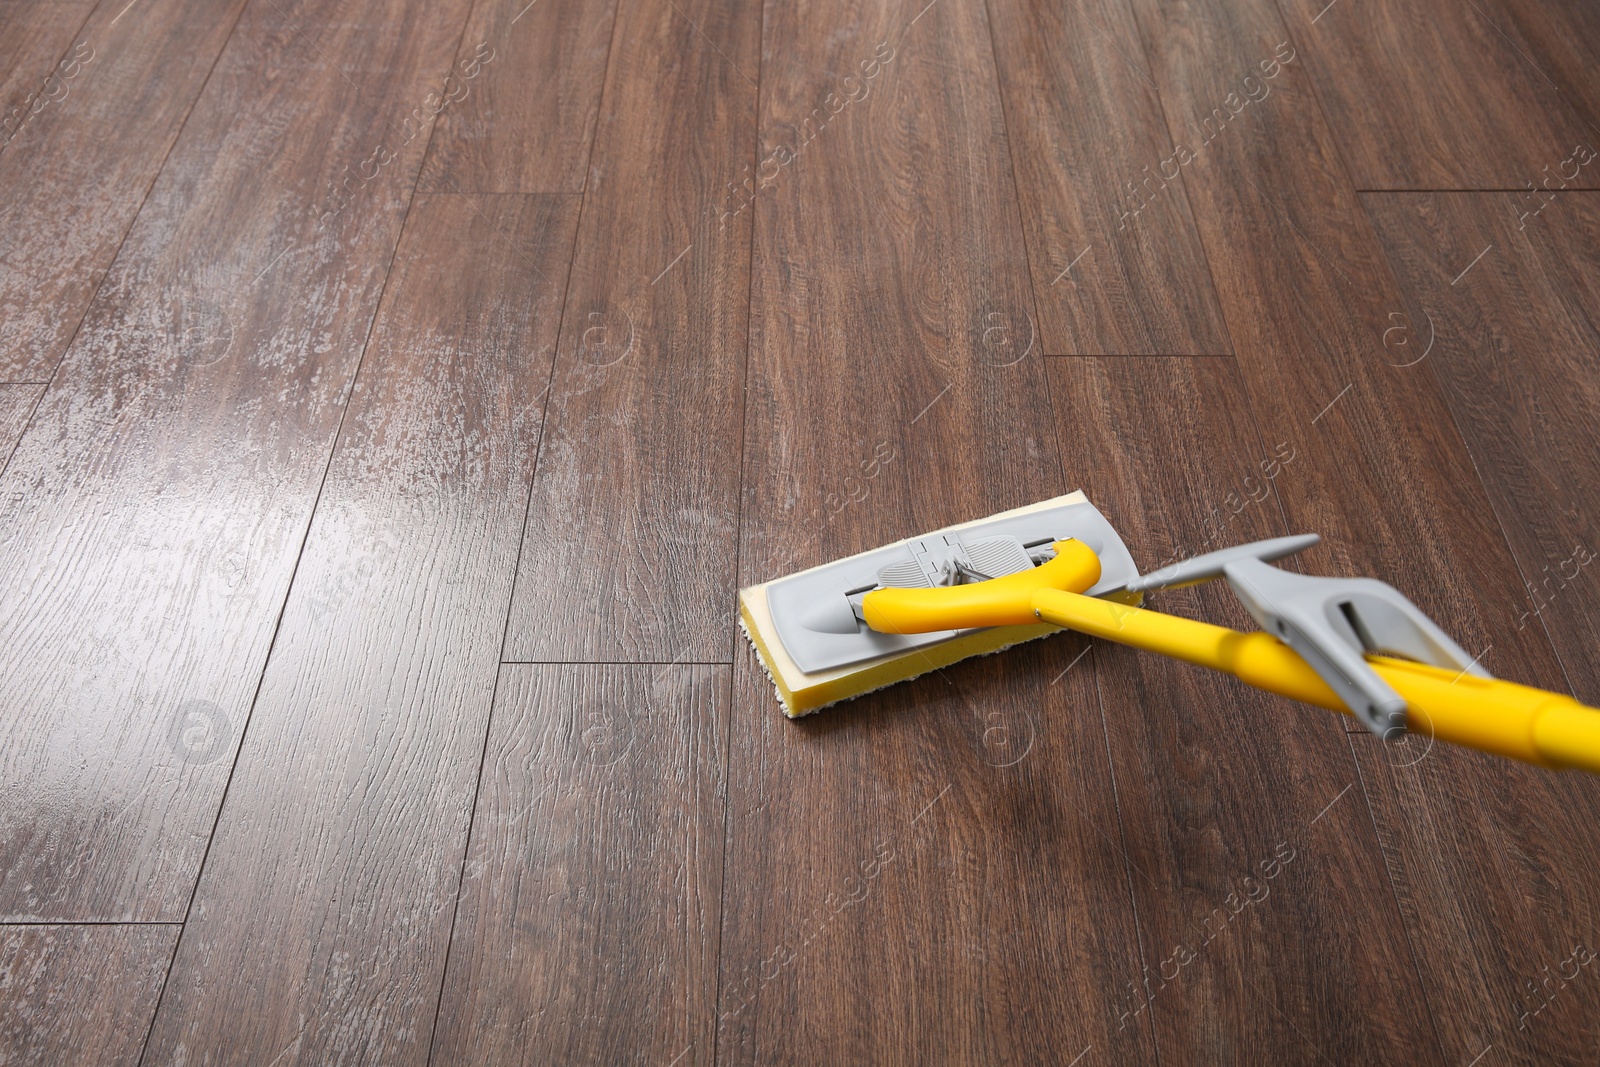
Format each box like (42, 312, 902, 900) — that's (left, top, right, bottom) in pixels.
(3, 0, 1599, 1060)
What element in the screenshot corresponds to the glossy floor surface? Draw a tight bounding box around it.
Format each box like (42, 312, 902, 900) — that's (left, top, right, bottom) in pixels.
(3, 0, 1600, 1062)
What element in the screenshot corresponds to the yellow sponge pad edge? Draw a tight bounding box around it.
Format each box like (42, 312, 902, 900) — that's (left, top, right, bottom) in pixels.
(739, 493, 1112, 717)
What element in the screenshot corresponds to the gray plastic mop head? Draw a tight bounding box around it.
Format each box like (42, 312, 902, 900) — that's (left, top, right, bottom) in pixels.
(765, 498, 1140, 674)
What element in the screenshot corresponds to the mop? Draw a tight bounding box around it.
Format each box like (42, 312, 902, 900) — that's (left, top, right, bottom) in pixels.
(740, 493, 1600, 774)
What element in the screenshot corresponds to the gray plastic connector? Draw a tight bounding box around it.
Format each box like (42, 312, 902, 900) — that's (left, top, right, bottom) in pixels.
(1222, 558, 1490, 738)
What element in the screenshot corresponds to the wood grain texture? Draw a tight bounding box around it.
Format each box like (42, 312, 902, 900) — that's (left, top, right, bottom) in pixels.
(1364, 192, 1600, 1060)
(740, 0, 1051, 578)
(1494, 0, 1600, 144)
(1121, 0, 1600, 1059)
(1340, 689, 1600, 1066)
(0, 0, 99, 151)
(0, 924, 176, 1066)
(722, 639, 1153, 1065)
(1124, 0, 1522, 674)
(4, 0, 1600, 1057)
(431, 664, 727, 1067)
(986, 0, 1231, 354)
(0, 385, 43, 465)
(1277, 0, 1597, 189)
(417, 0, 617, 193)
(1048, 356, 1441, 1061)
(0, 0, 476, 922)
(0, 0, 249, 382)
(1364, 193, 1600, 696)
(719, 0, 1150, 1062)
(500, 0, 758, 662)
(144, 193, 577, 1064)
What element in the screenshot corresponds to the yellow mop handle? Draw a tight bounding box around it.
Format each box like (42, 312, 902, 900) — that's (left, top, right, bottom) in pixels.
(862, 539, 1600, 774)
(1032, 588, 1600, 775)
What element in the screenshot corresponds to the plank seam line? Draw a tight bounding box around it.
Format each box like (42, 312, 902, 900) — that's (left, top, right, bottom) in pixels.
(135, 176, 422, 1067)
(0, 0, 254, 482)
(1357, 188, 1600, 194)
(501, 659, 734, 666)
(115, 0, 289, 1058)
(0, 0, 257, 902)
(713, 0, 765, 1059)
(0, 920, 185, 926)
(136, 2, 467, 1055)
(421, 0, 628, 1058)
(1036, 358, 1235, 363)
(361, 4, 574, 1063)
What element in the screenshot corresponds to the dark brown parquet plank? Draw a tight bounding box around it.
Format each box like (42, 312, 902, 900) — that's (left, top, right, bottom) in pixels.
(501, 0, 758, 662)
(1277, 0, 1596, 189)
(416, 0, 617, 193)
(0, 924, 176, 1067)
(1365, 191, 1600, 1059)
(986, 0, 1231, 354)
(0, 0, 249, 382)
(719, 1, 1150, 1063)
(1048, 356, 1440, 1061)
(0, 0, 477, 922)
(430, 664, 727, 1067)
(144, 193, 577, 1063)
(1122, 0, 1600, 1059)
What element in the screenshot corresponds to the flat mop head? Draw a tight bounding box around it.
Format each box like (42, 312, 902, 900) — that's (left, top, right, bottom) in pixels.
(739, 493, 1142, 716)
